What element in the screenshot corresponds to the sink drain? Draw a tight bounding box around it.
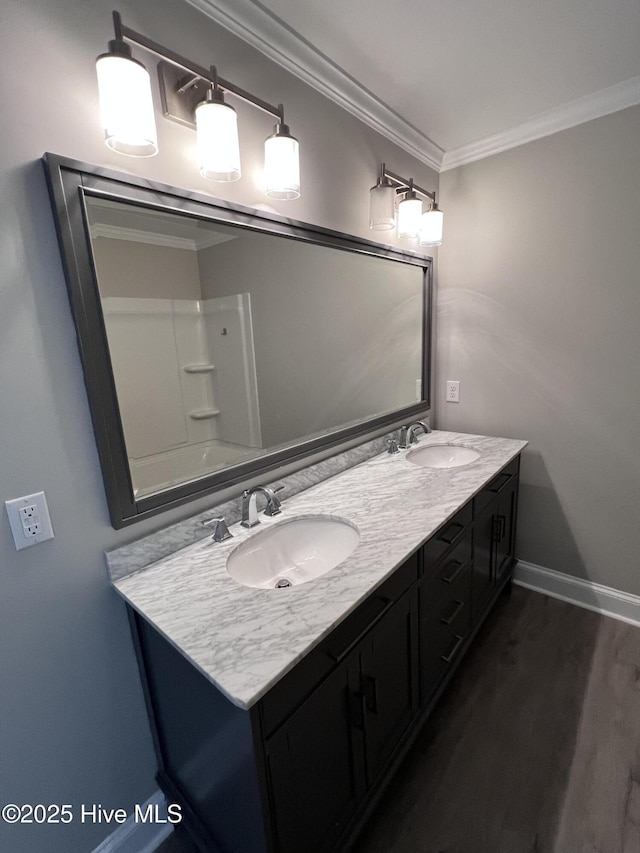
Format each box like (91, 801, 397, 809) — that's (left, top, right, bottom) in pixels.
(274, 578, 292, 588)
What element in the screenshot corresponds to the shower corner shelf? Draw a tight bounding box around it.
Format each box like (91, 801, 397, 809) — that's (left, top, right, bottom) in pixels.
(183, 363, 216, 374)
(189, 409, 220, 420)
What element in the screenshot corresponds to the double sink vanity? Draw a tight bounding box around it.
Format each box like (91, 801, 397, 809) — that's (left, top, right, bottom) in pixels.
(45, 155, 527, 853)
(111, 429, 527, 853)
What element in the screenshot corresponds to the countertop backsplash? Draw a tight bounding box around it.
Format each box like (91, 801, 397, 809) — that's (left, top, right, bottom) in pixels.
(106, 430, 398, 581)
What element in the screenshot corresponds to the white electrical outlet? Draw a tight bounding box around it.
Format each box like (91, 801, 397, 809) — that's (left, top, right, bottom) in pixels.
(19, 505, 37, 522)
(446, 380, 460, 403)
(5, 491, 54, 551)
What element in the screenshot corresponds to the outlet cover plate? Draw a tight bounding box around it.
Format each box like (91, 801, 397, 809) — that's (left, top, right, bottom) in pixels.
(5, 492, 54, 551)
(446, 380, 460, 403)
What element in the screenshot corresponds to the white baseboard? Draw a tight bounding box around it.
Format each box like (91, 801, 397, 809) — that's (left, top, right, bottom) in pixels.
(91, 790, 172, 853)
(514, 560, 640, 628)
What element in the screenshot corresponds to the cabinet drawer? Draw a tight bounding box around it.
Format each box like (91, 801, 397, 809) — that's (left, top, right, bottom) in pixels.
(422, 501, 472, 570)
(420, 533, 472, 617)
(420, 566, 471, 704)
(473, 456, 520, 515)
(261, 552, 418, 737)
(325, 552, 418, 662)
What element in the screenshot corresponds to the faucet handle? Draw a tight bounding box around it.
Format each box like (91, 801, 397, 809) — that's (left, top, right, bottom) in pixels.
(386, 437, 400, 454)
(264, 485, 284, 516)
(202, 516, 233, 542)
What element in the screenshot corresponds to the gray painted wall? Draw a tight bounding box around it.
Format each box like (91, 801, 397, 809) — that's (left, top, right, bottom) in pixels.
(0, 0, 436, 850)
(92, 239, 202, 300)
(437, 105, 640, 595)
(198, 235, 423, 447)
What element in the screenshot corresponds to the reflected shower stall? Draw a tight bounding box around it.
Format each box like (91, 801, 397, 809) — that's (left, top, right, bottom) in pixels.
(101, 293, 261, 497)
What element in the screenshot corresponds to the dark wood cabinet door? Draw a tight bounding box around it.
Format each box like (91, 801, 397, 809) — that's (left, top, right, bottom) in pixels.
(266, 663, 365, 853)
(360, 592, 418, 785)
(472, 501, 495, 622)
(495, 477, 517, 582)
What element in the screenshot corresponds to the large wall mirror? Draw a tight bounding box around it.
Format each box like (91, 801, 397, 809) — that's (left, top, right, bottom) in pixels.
(44, 155, 432, 528)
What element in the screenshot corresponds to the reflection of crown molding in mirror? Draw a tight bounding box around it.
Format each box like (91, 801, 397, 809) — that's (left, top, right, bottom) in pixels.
(43, 153, 432, 528)
(183, 0, 444, 172)
(89, 223, 237, 251)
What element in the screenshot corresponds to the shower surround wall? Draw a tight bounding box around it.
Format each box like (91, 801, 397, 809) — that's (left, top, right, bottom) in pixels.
(102, 295, 261, 497)
(0, 0, 437, 851)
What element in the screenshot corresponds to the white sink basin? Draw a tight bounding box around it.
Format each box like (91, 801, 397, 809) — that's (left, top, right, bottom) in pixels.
(226, 516, 360, 589)
(407, 443, 480, 469)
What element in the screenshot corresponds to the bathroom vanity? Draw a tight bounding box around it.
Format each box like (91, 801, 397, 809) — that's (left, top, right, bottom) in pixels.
(112, 430, 526, 853)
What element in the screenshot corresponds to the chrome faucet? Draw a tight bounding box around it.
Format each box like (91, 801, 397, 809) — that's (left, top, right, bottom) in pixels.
(241, 485, 284, 528)
(399, 420, 432, 449)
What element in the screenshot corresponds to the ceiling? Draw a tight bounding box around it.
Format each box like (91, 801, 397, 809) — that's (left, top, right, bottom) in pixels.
(187, 0, 640, 171)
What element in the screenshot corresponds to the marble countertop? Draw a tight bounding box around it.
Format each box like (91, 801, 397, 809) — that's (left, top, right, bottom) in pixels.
(113, 430, 527, 709)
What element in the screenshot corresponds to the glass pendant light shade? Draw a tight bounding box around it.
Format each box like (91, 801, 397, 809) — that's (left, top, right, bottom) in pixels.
(397, 191, 422, 239)
(265, 123, 300, 200)
(369, 178, 395, 231)
(419, 204, 444, 247)
(195, 89, 241, 182)
(96, 41, 158, 157)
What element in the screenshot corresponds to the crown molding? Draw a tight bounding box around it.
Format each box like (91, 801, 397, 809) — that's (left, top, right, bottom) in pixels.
(183, 0, 444, 172)
(441, 75, 640, 171)
(182, 1, 640, 174)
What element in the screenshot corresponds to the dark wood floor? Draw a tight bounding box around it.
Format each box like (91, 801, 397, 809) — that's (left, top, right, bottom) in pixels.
(157, 586, 640, 853)
(157, 827, 200, 853)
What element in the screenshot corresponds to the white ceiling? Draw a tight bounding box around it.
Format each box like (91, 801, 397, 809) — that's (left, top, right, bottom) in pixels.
(187, 0, 640, 170)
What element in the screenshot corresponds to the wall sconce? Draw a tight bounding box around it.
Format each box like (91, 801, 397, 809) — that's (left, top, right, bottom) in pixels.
(369, 164, 443, 246)
(96, 11, 300, 199)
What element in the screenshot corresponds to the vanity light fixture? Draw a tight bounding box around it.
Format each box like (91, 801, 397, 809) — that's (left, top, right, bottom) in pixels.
(264, 122, 300, 200)
(96, 30, 158, 156)
(369, 163, 443, 246)
(195, 72, 241, 182)
(419, 201, 444, 248)
(95, 11, 300, 198)
(397, 181, 423, 240)
(369, 168, 395, 231)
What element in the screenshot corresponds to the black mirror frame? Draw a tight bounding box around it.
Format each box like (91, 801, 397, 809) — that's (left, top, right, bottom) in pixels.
(43, 153, 432, 528)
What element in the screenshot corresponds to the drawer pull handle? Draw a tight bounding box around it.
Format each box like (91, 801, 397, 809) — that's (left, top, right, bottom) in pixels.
(441, 599, 464, 626)
(442, 559, 465, 585)
(489, 472, 512, 493)
(492, 515, 506, 543)
(441, 634, 464, 664)
(328, 598, 394, 663)
(492, 517, 501, 543)
(439, 522, 464, 545)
